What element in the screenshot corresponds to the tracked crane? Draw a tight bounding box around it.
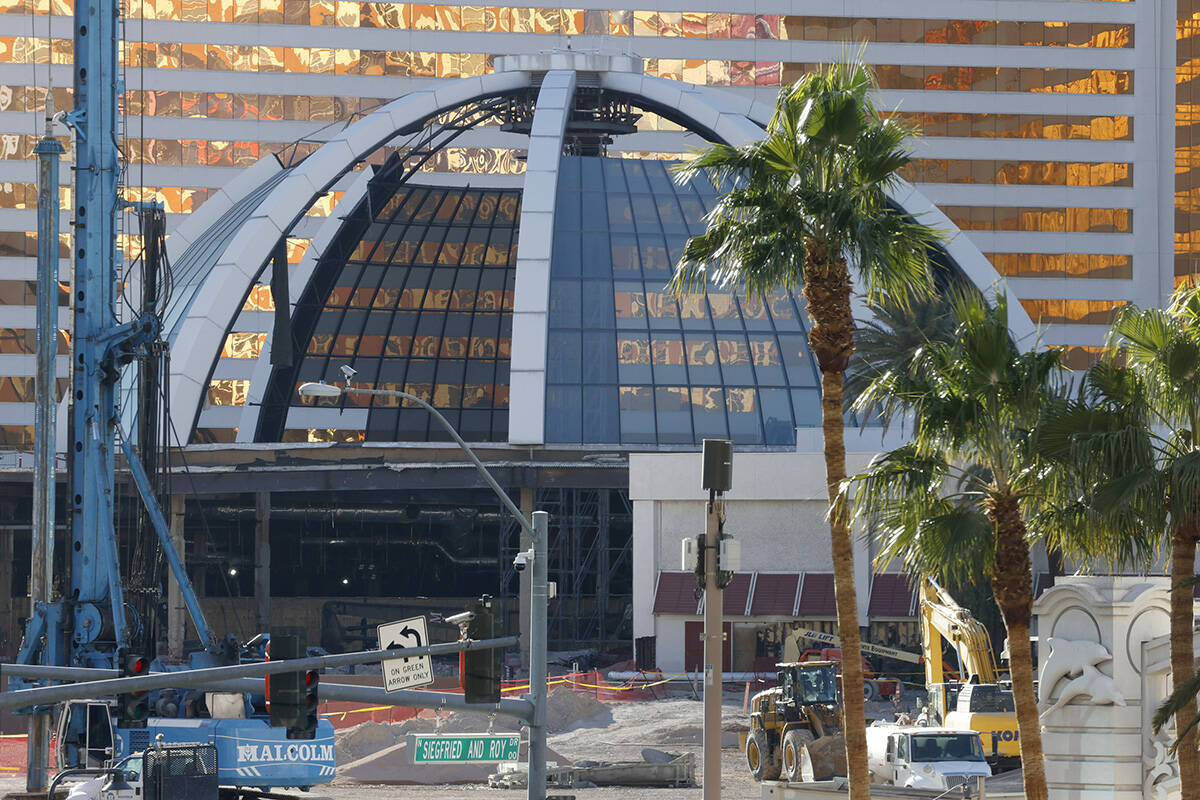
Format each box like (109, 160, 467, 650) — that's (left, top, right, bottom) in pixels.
(7, 0, 342, 785)
(918, 578, 1020, 767)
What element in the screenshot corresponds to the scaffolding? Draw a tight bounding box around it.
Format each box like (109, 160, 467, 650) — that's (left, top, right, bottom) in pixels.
(502, 488, 633, 651)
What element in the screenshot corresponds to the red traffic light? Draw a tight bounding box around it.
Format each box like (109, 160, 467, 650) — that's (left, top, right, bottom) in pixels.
(129, 656, 149, 675)
(305, 670, 318, 687)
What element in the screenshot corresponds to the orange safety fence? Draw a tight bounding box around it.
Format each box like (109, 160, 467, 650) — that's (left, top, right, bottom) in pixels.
(317, 669, 694, 727)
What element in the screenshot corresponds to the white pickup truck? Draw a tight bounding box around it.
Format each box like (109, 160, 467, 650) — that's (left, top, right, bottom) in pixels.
(63, 743, 220, 800)
(865, 723, 992, 792)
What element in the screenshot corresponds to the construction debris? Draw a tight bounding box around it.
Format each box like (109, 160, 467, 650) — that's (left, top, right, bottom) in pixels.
(488, 751, 696, 789)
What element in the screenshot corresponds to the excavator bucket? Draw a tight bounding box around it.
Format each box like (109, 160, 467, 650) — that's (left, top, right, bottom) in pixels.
(799, 733, 846, 781)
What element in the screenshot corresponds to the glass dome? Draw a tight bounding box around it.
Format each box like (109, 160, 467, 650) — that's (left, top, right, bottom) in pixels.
(265, 154, 865, 447)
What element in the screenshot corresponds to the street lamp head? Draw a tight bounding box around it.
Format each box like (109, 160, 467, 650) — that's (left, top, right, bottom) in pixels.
(297, 381, 343, 398)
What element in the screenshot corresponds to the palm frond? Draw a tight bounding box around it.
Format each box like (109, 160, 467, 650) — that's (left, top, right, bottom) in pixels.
(1153, 668, 1200, 747)
(847, 445, 993, 587)
(671, 56, 938, 309)
(1168, 450, 1200, 517)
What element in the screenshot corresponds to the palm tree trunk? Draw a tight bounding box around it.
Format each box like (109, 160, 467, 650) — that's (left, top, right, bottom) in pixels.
(1169, 520, 1200, 800)
(821, 369, 870, 799)
(805, 246, 869, 800)
(987, 494, 1047, 800)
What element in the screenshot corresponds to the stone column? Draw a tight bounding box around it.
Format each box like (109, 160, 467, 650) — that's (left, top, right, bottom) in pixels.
(255, 492, 271, 632)
(0, 526, 12, 661)
(1034, 576, 1171, 800)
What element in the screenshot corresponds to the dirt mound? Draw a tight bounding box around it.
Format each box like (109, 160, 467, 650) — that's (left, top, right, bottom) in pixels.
(334, 722, 404, 764)
(644, 723, 702, 745)
(545, 685, 610, 732)
(333, 685, 610, 767)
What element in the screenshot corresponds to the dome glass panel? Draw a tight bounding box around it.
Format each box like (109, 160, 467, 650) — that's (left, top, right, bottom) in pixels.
(545, 156, 824, 447)
(268, 162, 521, 443)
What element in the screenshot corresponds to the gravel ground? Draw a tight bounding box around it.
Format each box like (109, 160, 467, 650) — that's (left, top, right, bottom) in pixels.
(1, 693, 921, 800)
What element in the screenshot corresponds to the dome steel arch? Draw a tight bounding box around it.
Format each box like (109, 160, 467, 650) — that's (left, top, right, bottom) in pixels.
(166, 56, 1036, 445)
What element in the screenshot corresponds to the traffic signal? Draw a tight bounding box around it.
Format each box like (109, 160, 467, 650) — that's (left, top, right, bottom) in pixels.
(287, 669, 319, 740)
(462, 595, 500, 704)
(118, 654, 150, 728)
(267, 629, 304, 730)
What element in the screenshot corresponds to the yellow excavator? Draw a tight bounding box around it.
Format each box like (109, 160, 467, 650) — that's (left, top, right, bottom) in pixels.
(919, 578, 1021, 767)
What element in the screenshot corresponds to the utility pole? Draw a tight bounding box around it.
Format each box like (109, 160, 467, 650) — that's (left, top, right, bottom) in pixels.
(700, 439, 732, 800)
(28, 95, 64, 797)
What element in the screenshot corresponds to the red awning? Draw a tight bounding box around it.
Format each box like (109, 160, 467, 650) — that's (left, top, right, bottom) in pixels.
(797, 573, 836, 617)
(720, 572, 753, 615)
(653, 571, 701, 614)
(749, 572, 801, 616)
(653, 570, 917, 619)
(868, 573, 916, 617)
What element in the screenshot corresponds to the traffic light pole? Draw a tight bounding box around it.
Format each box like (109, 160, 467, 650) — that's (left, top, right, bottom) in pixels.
(527, 511, 548, 800)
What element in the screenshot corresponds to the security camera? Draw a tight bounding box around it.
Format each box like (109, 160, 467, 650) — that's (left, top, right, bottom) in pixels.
(512, 548, 535, 572)
(340, 364, 358, 380)
(445, 611, 475, 626)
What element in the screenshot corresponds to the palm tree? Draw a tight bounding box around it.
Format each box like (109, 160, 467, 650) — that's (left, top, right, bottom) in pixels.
(848, 290, 1007, 645)
(671, 59, 938, 799)
(847, 292, 1064, 800)
(1040, 283, 1200, 800)
(846, 290, 962, 419)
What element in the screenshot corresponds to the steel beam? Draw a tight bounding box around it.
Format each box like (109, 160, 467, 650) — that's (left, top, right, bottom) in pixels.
(119, 432, 216, 650)
(0, 665, 535, 721)
(167, 494, 186, 661)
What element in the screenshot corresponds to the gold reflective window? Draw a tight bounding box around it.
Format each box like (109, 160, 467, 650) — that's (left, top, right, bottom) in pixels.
(207, 379, 250, 406)
(1019, 299, 1128, 325)
(986, 252, 1132, 279)
(221, 332, 267, 358)
(941, 206, 1133, 233)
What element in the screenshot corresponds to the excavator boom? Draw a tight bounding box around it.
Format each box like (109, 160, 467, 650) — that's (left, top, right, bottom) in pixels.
(918, 578, 997, 686)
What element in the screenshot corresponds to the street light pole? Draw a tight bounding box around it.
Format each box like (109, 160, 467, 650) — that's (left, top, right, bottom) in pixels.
(297, 376, 547, 800)
(309, 382, 529, 531)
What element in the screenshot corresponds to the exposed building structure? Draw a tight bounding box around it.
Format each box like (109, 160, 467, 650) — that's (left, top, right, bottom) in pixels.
(0, 1, 1183, 660)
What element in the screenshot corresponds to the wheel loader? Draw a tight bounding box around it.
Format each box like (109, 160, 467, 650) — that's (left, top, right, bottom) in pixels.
(745, 661, 846, 782)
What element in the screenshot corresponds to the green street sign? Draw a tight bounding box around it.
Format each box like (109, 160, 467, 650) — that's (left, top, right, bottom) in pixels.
(407, 733, 521, 764)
